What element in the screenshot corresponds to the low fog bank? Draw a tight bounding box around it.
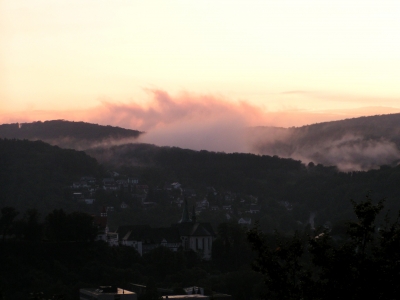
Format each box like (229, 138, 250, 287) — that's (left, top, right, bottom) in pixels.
(247, 114, 400, 171)
(137, 121, 400, 172)
(139, 112, 400, 172)
(248, 128, 400, 171)
(47, 136, 142, 151)
(138, 118, 249, 153)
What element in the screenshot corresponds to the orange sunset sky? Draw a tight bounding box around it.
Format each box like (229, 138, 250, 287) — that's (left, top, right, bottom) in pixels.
(2, 0, 400, 133)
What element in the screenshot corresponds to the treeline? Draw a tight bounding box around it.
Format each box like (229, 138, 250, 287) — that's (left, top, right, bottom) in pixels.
(0, 206, 263, 300)
(0, 139, 102, 213)
(0, 207, 96, 243)
(0, 120, 142, 149)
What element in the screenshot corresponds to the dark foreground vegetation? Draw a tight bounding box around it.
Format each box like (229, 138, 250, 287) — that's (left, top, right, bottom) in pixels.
(1, 196, 399, 300)
(248, 195, 400, 300)
(0, 207, 262, 300)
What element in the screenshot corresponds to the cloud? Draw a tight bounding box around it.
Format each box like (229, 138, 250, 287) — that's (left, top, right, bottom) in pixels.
(87, 90, 266, 152)
(89, 89, 265, 131)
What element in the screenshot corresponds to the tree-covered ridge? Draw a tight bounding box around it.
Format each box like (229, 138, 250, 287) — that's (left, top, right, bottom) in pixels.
(249, 113, 400, 170)
(0, 139, 102, 212)
(3, 137, 400, 235)
(0, 120, 142, 149)
(87, 143, 400, 232)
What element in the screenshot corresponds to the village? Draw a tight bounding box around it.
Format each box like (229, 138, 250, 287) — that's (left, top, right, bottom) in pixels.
(70, 172, 262, 260)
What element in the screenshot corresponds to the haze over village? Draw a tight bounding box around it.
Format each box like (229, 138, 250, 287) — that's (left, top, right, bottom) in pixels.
(2, 1, 400, 299)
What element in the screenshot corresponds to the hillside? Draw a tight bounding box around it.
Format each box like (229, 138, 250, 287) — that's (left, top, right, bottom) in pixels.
(247, 113, 400, 171)
(0, 138, 102, 213)
(0, 120, 142, 150)
(86, 143, 400, 232)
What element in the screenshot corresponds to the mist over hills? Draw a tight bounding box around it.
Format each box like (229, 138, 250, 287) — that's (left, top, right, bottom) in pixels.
(0, 120, 142, 150)
(247, 113, 400, 171)
(2, 114, 400, 171)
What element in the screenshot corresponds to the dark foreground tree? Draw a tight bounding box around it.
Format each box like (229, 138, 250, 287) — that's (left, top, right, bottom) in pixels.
(0, 206, 19, 241)
(248, 195, 400, 300)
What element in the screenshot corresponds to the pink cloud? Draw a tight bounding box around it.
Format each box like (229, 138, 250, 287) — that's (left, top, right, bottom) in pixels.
(88, 89, 265, 131)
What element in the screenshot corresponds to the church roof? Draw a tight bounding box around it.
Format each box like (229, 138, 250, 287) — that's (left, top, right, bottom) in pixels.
(117, 225, 181, 244)
(172, 222, 215, 237)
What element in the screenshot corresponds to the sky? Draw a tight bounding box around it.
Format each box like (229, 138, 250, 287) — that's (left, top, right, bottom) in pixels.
(2, 0, 400, 144)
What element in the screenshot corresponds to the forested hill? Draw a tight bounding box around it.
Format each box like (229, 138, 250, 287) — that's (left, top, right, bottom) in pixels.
(0, 139, 102, 212)
(248, 113, 400, 171)
(87, 143, 400, 229)
(0, 120, 142, 149)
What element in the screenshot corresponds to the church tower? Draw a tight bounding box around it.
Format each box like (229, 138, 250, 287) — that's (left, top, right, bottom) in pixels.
(179, 197, 192, 223)
(192, 205, 197, 223)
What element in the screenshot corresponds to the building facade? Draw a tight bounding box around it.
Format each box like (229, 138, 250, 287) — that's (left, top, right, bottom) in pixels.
(80, 286, 136, 300)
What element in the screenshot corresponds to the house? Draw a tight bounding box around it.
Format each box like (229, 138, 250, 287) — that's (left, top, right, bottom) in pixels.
(128, 177, 139, 184)
(196, 199, 209, 210)
(85, 198, 95, 205)
(171, 182, 181, 189)
(103, 178, 119, 191)
(73, 192, 84, 201)
(130, 283, 231, 300)
(136, 185, 149, 193)
(142, 202, 156, 209)
(80, 286, 136, 300)
(222, 205, 232, 211)
(118, 225, 181, 255)
(81, 176, 96, 184)
(103, 184, 118, 191)
(183, 188, 196, 197)
(106, 232, 119, 246)
(248, 204, 260, 214)
(116, 179, 129, 188)
(238, 218, 252, 225)
(162, 296, 209, 300)
(103, 178, 115, 185)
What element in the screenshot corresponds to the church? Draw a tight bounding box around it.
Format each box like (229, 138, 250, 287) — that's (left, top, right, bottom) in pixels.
(117, 199, 215, 260)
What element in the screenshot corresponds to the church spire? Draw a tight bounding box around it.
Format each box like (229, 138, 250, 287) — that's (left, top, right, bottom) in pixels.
(192, 205, 197, 223)
(179, 197, 191, 223)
